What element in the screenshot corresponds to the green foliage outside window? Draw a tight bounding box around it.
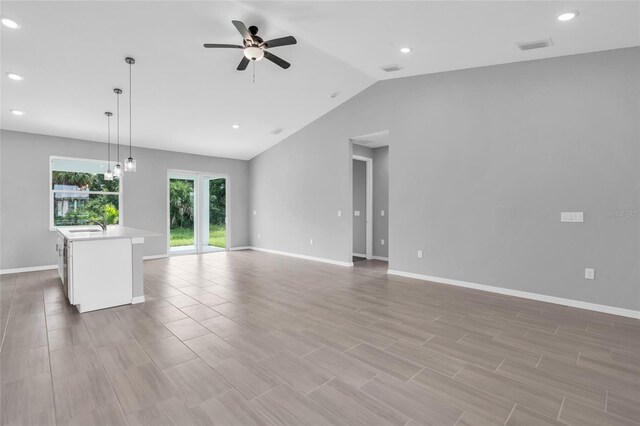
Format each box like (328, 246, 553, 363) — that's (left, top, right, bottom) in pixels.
(52, 171, 120, 226)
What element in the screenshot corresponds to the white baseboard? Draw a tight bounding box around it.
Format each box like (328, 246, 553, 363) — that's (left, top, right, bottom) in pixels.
(250, 247, 353, 267)
(372, 256, 389, 261)
(143, 254, 168, 260)
(387, 269, 640, 320)
(0, 264, 57, 275)
(131, 296, 145, 304)
(230, 246, 252, 251)
(352, 253, 366, 258)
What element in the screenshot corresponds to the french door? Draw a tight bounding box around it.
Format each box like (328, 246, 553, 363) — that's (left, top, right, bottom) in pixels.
(168, 171, 228, 255)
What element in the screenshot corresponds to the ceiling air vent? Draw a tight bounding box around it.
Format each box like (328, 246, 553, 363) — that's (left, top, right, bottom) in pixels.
(270, 128, 284, 135)
(380, 64, 403, 72)
(517, 38, 553, 51)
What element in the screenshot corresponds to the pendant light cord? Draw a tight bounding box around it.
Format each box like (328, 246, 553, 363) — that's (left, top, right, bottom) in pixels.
(107, 115, 111, 166)
(253, 60, 255, 84)
(128, 61, 132, 157)
(116, 92, 120, 161)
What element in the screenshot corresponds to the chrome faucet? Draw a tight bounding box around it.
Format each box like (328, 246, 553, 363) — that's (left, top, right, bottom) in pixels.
(88, 217, 107, 231)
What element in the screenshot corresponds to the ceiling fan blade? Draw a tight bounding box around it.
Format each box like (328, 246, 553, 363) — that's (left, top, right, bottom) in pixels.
(264, 51, 291, 69)
(237, 56, 250, 71)
(263, 36, 297, 49)
(232, 20, 252, 41)
(204, 43, 243, 49)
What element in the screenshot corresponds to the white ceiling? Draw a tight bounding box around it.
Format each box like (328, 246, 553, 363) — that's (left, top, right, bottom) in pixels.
(2, 1, 639, 160)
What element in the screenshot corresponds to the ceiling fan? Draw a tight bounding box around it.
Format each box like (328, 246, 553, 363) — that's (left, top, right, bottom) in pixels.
(204, 20, 297, 71)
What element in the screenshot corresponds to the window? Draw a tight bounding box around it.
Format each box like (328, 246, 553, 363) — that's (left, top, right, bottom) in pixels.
(50, 157, 121, 228)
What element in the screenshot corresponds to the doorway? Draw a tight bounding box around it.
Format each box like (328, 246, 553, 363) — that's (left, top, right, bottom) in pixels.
(350, 131, 390, 266)
(168, 171, 228, 255)
(352, 155, 372, 260)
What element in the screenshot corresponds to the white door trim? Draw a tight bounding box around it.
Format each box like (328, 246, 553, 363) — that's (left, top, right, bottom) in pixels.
(353, 155, 373, 260)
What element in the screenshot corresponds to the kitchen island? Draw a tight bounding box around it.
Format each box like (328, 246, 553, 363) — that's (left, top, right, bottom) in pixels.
(56, 226, 157, 313)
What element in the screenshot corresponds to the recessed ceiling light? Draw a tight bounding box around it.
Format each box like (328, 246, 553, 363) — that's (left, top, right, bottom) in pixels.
(558, 11, 579, 21)
(232, 124, 240, 129)
(6, 72, 23, 81)
(400, 47, 412, 54)
(10, 109, 25, 116)
(1, 17, 20, 29)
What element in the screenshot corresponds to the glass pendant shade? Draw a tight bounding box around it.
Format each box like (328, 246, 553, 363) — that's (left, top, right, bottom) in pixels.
(113, 163, 123, 177)
(104, 169, 113, 181)
(124, 157, 136, 172)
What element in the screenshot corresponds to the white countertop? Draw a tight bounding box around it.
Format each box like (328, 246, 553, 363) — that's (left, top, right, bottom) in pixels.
(58, 226, 159, 241)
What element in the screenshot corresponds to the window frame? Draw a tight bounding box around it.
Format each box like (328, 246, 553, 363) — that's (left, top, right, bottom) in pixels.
(49, 156, 124, 231)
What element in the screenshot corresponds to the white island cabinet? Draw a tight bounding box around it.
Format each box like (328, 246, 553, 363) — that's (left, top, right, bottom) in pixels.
(57, 226, 157, 313)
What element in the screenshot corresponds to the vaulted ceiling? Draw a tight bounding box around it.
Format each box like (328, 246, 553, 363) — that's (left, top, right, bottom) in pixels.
(2, 1, 638, 159)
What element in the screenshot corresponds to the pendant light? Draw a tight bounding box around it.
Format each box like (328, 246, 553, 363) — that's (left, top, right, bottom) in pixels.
(124, 57, 137, 172)
(113, 88, 123, 178)
(104, 112, 113, 181)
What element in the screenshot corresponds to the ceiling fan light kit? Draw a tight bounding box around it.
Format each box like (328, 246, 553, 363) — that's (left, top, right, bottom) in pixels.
(244, 46, 264, 61)
(204, 20, 297, 72)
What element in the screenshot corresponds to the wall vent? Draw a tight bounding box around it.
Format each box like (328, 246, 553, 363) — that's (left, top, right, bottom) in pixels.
(517, 38, 553, 51)
(380, 64, 403, 72)
(270, 128, 284, 135)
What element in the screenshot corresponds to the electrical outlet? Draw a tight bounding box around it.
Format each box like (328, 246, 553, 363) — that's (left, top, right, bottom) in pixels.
(561, 212, 584, 222)
(417, 250, 423, 259)
(381, 210, 385, 217)
(338, 210, 342, 217)
(585, 268, 595, 280)
(381, 239, 385, 246)
(309, 239, 314, 245)
(354, 210, 360, 217)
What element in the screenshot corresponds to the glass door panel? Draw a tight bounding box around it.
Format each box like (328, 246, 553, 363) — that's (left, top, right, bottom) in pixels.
(203, 177, 227, 251)
(169, 177, 196, 253)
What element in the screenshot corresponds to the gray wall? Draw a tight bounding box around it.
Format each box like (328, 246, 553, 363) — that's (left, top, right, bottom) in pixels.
(0, 130, 250, 270)
(250, 47, 640, 310)
(372, 146, 389, 258)
(352, 159, 366, 255)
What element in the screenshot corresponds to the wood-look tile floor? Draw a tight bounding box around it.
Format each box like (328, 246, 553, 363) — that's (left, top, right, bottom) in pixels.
(1, 250, 639, 426)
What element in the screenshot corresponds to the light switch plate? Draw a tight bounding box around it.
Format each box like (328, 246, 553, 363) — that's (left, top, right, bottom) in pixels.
(309, 239, 314, 245)
(253, 210, 257, 216)
(354, 211, 361, 216)
(585, 268, 595, 280)
(381, 239, 385, 246)
(561, 212, 584, 222)
(338, 210, 342, 217)
(381, 210, 385, 217)
(257, 233, 261, 239)
(417, 250, 423, 259)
